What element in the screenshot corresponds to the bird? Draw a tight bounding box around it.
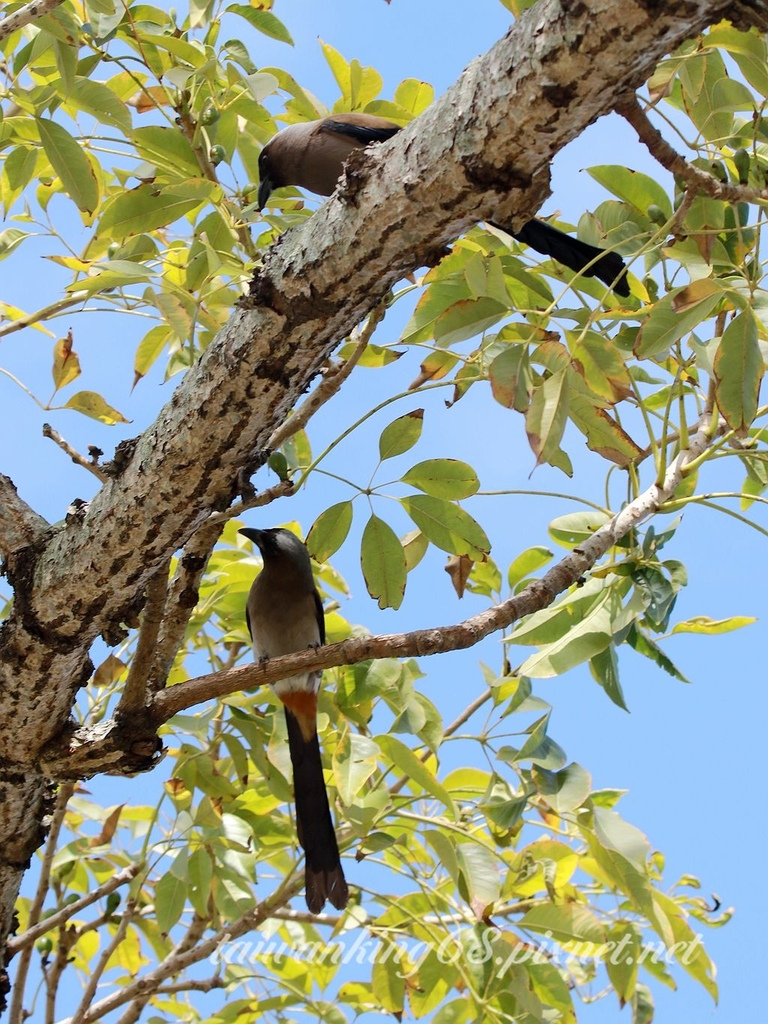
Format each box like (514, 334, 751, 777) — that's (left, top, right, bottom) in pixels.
(257, 113, 630, 297)
(239, 526, 348, 914)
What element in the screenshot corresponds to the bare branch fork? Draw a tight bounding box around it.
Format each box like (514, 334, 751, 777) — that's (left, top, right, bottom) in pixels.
(38, 414, 722, 780)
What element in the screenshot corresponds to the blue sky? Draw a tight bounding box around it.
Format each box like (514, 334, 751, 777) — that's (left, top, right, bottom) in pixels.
(2, 1, 765, 1021)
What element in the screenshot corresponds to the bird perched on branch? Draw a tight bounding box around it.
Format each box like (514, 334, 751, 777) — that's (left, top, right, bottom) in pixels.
(239, 526, 348, 914)
(257, 113, 630, 296)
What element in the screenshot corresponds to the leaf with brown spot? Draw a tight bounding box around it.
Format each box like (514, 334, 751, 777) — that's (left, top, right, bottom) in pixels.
(51, 330, 81, 394)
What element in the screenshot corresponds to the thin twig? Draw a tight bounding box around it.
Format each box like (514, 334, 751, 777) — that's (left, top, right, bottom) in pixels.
(147, 520, 226, 693)
(8, 782, 74, 1024)
(63, 877, 305, 1024)
(42, 424, 108, 482)
(155, 976, 225, 996)
(8, 864, 142, 954)
(118, 563, 171, 715)
(267, 300, 389, 453)
(618, 94, 768, 205)
(0, 292, 89, 338)
(68, 900, 137, 1024)
(204, 479, 293, 527)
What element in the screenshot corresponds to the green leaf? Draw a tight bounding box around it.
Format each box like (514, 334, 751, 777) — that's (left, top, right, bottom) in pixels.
(507, 546, 553, 589)
(456, 842, 501, 917)
(140, 32, 207, 67)
(714, 309, 763, 435)
(132, 126, 200, 177)
(400, 494, 490, 559)
(378, 409, 424, 460)
(188, 847, 213, 917)
(155, 869, 187, 934)
(604, 921, 641, 1006)
(434, 296, 508, 347)
(61, 390, 130, 424)
(133, 326, 171, 386)
(360, 514, 407, 610)
(706, 22, 768, 96)
(36, 118, 99, 214)
(394, 78, 434, 115)
(548, 510, 611, 548)
(526, 368, 569, 468)
(593, 807, 650, 871)
(652, 890, 718, 1001)
(402, 459, 479, 499)
(307, 502, 354, 561)
(372, 954, 405, 1014)
(517, 591, 614, 678)
(97, 183, 215, 239)
(489, 344, 531, 412)
(587, 165, 673, 219)
(519, 903, 606, 946)
(51, 333, 81, 393)
(66, 78, 132, 132)
(590, 646, 629, 711)
(533, 762, 592, 813)
(375, 734, 456, 817)
(332, 732, 380, 805)
(635, 280, 724, 358)
(227, 5, 294, 44)
(626, 625, 689, 681)
(569, 394, 643, 467)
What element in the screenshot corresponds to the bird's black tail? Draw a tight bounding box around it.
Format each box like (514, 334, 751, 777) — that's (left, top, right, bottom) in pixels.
(284, 708, 348, 913)
(491, 217, 630, 296)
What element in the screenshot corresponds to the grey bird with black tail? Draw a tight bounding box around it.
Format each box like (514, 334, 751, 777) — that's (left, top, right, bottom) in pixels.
(257, 113, 630, 297)
(239, 526, 348, 914)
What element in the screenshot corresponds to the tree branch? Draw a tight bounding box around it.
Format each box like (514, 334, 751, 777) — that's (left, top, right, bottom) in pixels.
(617, 94, 768, 203)
(266, 299, 389, 453)
(61, 877, 305, 1024)
(1, 0, 758, 952)
(155, 411, 721, 720)
(7, 782, 73, 1024)
(118, 563, 170, 715)
(0, 0, 65, 43)
(68, 901, 137, 1024)
(42, 425, 108, 483)
(36, 414, 724, 780)
(7, 864, 142, 955)
(0, 474, 49, 559)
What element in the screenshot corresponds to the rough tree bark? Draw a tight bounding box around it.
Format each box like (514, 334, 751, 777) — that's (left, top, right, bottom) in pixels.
(1, 0, 765, 967)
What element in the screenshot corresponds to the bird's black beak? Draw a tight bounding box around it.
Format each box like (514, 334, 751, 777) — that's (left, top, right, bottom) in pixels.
(239, 527, 264, 546)
(257, 176, 274, 212)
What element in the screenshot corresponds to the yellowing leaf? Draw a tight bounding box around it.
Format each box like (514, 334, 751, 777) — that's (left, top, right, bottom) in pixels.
(378, 409, 424, 460)
(671, 615, 756, 635)
(62, 391, 130, 424)
(51, 330, 81, 393)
